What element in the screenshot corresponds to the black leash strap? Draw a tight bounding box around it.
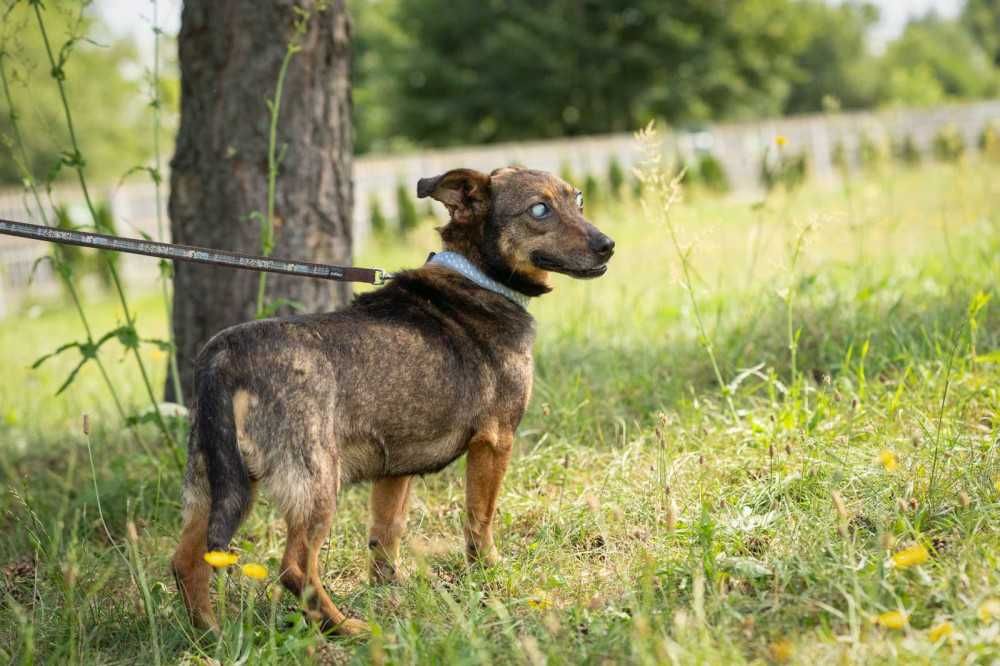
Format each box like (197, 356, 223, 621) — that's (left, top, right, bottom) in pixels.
(0, 218, 390, 285)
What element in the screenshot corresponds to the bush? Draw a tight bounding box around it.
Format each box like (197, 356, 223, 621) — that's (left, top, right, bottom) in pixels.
(696, 153, 730, 193)
(583, 172, 600, 206)
(979, 121, 1000, 162)
(761, 148, 808, 191)
(932, 124, 965, 162)
(607, 157, 625, 197)
(92, 200, 120, 291)
(892, 134, 922, 165)
(858, 132, 889, 170)
(395, 181, 419, 236)
(369, 195, 387, 235)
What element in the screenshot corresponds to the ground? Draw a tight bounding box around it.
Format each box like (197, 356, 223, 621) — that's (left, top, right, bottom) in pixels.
(1, 158, 999, 664)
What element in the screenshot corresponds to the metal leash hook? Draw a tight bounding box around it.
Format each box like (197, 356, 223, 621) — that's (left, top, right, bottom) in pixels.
(0, 218, 394, 287)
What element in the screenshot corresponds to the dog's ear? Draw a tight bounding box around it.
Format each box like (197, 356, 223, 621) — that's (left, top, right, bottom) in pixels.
(416, 169, 491, 224)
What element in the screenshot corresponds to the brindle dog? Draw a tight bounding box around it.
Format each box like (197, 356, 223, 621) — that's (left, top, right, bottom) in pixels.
(171, 166, 615, 635)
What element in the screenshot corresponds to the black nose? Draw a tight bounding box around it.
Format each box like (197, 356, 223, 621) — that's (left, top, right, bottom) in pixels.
(589, 233, 615, 258)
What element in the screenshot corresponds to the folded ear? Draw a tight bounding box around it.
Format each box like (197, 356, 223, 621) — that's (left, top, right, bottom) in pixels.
(416, 168, 491, 224)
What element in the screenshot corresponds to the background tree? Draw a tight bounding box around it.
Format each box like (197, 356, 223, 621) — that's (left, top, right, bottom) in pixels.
(353, 0, 1000, 152)
(962, 0, 1000, 67)
(168, 0, 353, 401)
(878, 14, 1000, 106)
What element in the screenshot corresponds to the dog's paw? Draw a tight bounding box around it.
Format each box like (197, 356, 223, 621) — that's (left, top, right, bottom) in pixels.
(332, 617, 370, 637)
(370, 559, 407, 585)
(466, 544, 500, 567)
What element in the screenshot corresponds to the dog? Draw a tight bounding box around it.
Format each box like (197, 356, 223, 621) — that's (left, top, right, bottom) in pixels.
(171, 166, 615, 635)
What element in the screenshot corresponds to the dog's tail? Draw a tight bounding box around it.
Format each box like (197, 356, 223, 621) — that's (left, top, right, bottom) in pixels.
(194, 363, 252, 553)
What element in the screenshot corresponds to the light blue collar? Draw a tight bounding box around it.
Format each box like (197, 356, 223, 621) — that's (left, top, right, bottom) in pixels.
(427, 251, 530, 309)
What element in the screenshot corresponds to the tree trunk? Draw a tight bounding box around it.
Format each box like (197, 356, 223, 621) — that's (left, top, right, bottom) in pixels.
(167, 0, 353, 403)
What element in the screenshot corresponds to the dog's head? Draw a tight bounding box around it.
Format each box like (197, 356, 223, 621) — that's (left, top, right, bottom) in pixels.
(416, 166, 615, 297)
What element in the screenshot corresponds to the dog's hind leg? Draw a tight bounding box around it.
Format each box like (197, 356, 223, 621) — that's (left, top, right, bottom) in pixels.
(172, 452, 217, 630)
(464, 425, 513, 565)
(280, 499, 368, 636)
(368, 475, 412, 584)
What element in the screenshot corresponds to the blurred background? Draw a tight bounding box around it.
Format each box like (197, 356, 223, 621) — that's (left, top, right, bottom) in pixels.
(1, 0, 999, 314)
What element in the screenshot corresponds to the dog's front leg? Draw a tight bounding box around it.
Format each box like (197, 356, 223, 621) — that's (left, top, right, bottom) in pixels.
(368, 475, 412, 583)
(464, 426, 513, 565)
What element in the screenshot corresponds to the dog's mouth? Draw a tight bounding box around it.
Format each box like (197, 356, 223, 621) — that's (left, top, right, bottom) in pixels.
(531, 253, 609, 279)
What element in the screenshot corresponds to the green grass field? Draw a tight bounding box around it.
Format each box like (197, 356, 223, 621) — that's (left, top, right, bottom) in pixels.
(1, 157, 999, 664)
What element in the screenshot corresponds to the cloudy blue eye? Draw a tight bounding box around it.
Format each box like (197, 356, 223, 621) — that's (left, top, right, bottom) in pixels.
(529, 202, 551, 219)
(576, 192, 584, 209)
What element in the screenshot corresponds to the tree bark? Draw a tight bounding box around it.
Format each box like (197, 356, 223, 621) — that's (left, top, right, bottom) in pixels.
(167, 0, 353, 403)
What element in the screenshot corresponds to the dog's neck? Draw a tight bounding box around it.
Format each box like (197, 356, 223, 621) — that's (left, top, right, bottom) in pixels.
(438, 222, 552, 298)
(427, 252, 530, 308)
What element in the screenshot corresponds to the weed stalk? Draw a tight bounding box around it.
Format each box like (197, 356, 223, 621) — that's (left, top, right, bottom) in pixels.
(31, 2, 177, 452)
(255, 8, 311, 318)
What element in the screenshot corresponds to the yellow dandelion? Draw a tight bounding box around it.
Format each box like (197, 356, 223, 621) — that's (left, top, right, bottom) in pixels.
(775, 135, 788, 148)
(768, 638, 794, 663)
(203, 550, 239, 568)
(928, 621, 954, 642)
(241, 562, 268, 580)
(877, 450, 898, 472)
(890, 543, 929, 569)
(527, 590, 552, 611)
(873, 610, 908, 630)
(978, 598, 1000, 623)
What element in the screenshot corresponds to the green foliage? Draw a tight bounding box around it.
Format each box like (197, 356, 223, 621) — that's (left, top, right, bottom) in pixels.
(979, 120, 1000, 161)
(4, 160, 1000, 663)
(858, 132, 888, 171)
(962, 0, 1000, 68)
(369, 194, 388, 235)
(606, 157, 625, 197)
(695, 153, 729, 193)
(879, 16, 1000, 107)
(583, 172, 600, 206)
(892, 133, 922, 166)
(395, 180, 419, 236)
(353, 0, 814, 148)
(352, 0, 1000, 152)
(783, 1, 880, 113)
(932, 124, 966, 162)
(761, 147, 808, 191)
(93, 200, 120, 291)
(0, 2, 177, 186)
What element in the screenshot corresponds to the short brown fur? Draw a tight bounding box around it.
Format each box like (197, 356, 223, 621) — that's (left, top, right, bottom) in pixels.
(172, 166, 613, 635)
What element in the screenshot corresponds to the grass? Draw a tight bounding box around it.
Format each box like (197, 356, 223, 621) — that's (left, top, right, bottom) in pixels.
(1, 156, 1000, 664)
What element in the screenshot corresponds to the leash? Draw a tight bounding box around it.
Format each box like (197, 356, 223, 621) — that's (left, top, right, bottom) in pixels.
(0, 218, 393, 285)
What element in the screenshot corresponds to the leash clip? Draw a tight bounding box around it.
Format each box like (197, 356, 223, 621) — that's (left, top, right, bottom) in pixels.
(373, 269, 394, 286)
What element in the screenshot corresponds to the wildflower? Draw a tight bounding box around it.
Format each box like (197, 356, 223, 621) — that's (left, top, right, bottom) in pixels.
(204, 550, 239, 568)
(775, 135, 788, 148)
(873, 610, 908, 630)
(877, 450, 898, 472)
(241, 563, 268, 580)
(928, 621, 953, 642)
(768, 638, 794, 663)
(890, 544, 929, 569)
(527, 590, 551, 610)
(978, 598, 1000, 623)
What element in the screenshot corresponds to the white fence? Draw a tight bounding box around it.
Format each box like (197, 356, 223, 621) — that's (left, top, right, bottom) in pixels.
(2, 100, 999, 316)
